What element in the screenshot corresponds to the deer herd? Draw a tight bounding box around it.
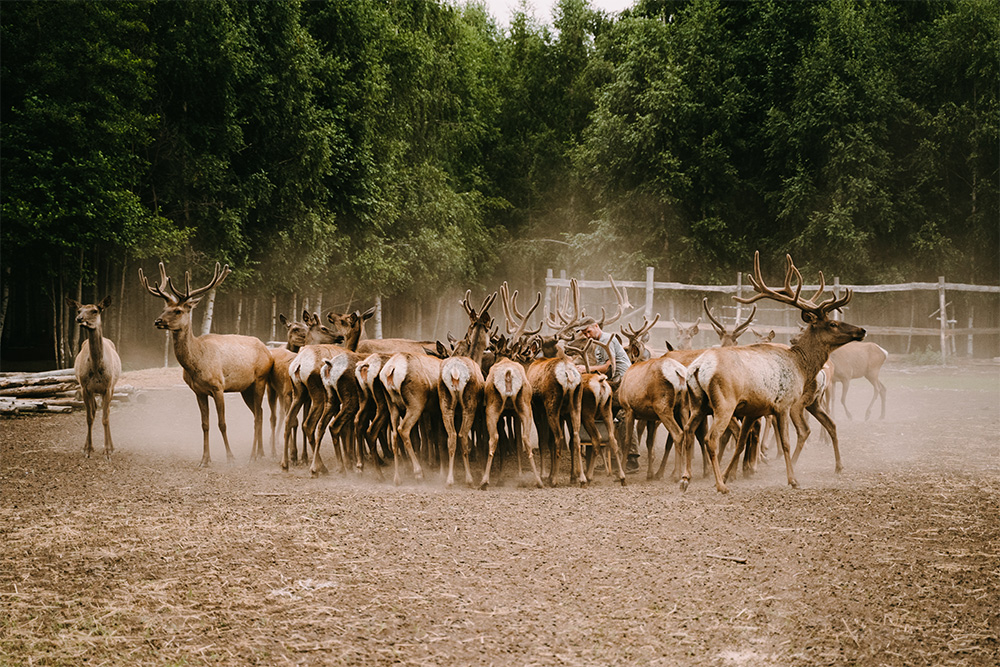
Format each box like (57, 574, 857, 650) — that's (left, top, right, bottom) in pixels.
(66, 252, 892, 494)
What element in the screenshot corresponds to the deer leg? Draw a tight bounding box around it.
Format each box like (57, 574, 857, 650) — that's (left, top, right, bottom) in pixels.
(805, 402, 842, 474)
(839, 380, 854, 421)
(267, 384, 278, 458)
(723, 419, 755, 482)
(101, 390, 114, 459)
(544, 407, 565, 487)
(789, 404, 812, 465)
(655, 405, 684, 482)
(192, 393, 211, 466)
(602, 404, 626, 486)
(80, 391, 96, 458)
(458, 394, 478, 487)
(518, 395, 543, 488)
(281, 389, 304, 471)
(774, 411, 799, 489)
(878, 378, 887, 419)
(212, 390, 236, 464)
(241, 387, 262, 462)
(480, 401, 502, 489)
(441, 396, 459, 487)
(397, 406, 425, 483)
(692, 404, 731, 494)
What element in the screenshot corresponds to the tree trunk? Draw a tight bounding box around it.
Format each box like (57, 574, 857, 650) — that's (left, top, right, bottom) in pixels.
(0, 265, 11, 343)
(200, 287, 217, 335)
(71, 249, 83, 356)
(271, 294, 277, 341)
(235, 291, 244, 335)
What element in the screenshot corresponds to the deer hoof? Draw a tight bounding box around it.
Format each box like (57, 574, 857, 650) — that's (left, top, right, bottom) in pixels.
(479, 481, 490, 491)
(789, 479, 799, 489)
(679, 478, 689, 492)
(619, 478, 627, 487)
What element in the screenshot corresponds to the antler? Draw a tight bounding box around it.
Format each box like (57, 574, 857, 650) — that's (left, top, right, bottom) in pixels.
(499, 282, 542, 340)
(138, 262, 175, 302)
(703, 298, 756, 337)
(621, 313, 660, 342)
(734, 252, 852, 318)
(139, 261, 230, 304)
(595, 276, 630, 328)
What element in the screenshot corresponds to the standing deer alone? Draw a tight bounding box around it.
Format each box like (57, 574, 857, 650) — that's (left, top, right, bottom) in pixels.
(680, 252, 865, 493)
(67, 297, 122, 459)
(139, 262, 273, 466)
(671, 317, 701, 350)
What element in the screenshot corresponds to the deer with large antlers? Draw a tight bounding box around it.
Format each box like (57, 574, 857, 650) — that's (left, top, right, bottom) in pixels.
(139, 262, 273, 466)
(679, 252, 865, 493)
(621, 314, 660, 363)
(67, 297, 122, 460)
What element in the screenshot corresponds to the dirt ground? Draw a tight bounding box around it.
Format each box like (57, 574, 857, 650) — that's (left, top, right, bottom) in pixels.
(1, 361, 998, 666)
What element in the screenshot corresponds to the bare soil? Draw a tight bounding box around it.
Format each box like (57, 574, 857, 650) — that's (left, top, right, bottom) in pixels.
(2, 362, 998, 666)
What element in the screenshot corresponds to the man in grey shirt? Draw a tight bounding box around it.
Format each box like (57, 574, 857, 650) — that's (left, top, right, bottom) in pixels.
(577, 322, 639, 472)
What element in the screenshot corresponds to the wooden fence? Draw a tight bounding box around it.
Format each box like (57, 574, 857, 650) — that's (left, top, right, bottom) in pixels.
(543, 268, 1000, 363)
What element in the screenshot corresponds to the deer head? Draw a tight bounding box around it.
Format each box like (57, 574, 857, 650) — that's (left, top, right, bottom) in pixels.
(734, 252, 865, 353)
(671, 317, 701, 350)
(139, 262, 229, 331)
(326, 305, 376, 350)
(750, 328, 776, 343)
(67, 296, 112, 330)
(703, 298, 756, 346)
(459, 290, 497, 362)
(620, 313, 660, 363)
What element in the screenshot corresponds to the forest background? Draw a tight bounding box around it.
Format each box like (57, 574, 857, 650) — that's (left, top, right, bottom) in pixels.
(1, 0, 997, 368)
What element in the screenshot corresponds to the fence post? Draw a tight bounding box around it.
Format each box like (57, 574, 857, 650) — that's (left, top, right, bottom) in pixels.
(735, 271, 743, 322)
(938, 276, 948, 365)
(967, 307, 974, 357)
(832, 277, 841, 321)
(645, 266, 654, 321)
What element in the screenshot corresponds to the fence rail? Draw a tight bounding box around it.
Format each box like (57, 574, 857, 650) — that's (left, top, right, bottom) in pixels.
(544, 268, 1000, 363)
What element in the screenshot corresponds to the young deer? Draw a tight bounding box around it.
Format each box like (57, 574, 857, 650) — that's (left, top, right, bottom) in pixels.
(680, 252, 865, 493)
(67, 297, 122, 460)
(139, 262, 273, 466)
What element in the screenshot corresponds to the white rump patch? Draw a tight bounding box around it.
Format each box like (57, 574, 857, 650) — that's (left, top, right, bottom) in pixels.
(442, 358, 471, 393)
(321, 353, 351, 388)
(554, 361, 581, 391)
(379, 354, 408, 395)
(492, 365, 523, 398)
(659, 358, 687, 392)
(355, 353, 383, 390)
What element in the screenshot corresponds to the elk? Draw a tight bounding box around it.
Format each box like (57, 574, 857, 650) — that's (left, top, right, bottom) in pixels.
(480, 335, 544, 489)
(266, 311, 342, 459)
(67, 297, 122, 460)
(703, 298, 756, 346)
(621, 314, 660, 363)
(438, 291, 495, 487)
(671, 317, 701, 350)
(353, 352, 394, 475)
(281, 307, 374, 471)
(680, 252, 865, 493)
(139, 262, 273, 466)
(379, 350, 445, 485)
(828, 341, 888, 420)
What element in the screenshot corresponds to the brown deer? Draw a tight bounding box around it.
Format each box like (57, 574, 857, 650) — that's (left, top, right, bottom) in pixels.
(438, 291, 495, 487)
(67, 297, 122, 460)
(621, 314, 660, 363)
(480, 335, 544, 489)
(703, 298, 756, 346)
(267, 311, 342, 459)
(828, 341, 888, 420)
(379, 350, 446, 485)
(671, 317, 701, 350)
(139, 262, 273, 466)
(281, 307, 374, 471)
(750, 328, 776, 343)
(680, 252, 865, 493)
(617, 353, 688, 482)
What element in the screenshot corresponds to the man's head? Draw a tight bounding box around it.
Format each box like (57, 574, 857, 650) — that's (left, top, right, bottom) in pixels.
(581, 322, 602, 340)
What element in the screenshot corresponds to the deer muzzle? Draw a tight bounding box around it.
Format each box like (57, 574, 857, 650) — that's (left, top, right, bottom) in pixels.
(154, 318, 169, 330)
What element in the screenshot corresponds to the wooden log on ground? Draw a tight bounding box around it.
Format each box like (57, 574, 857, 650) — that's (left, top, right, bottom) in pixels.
(0, 382, 77, 398)
(0, 398, 74, 414)
(0, 375, 79, 390)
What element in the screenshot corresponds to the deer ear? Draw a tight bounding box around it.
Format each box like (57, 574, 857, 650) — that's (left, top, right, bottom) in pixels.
(349, 311, 361, 326)
(801, 311, 818, 324)
(187, 296, 203, 309)
(99, 296, 112, 310)
(66, 297, 80, 309)
(279, 314, 289, 327)
(435, 341, 449, 358)
(362, 306, 377, 321)
(665, 340, 674, 351)
(302, 310, 312, 324)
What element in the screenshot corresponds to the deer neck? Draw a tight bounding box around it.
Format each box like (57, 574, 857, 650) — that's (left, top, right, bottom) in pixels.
(84, 322, 106, 369)
(789, 329, 835, 379)
(286, 341, 301, 353)
(170, 323, 206, 372)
